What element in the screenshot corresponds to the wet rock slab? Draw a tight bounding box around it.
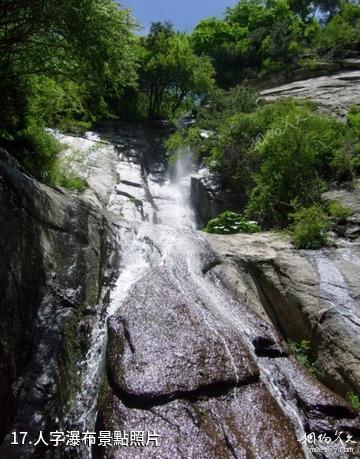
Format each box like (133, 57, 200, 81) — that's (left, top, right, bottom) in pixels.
(99, 226, 360, 459)
(95, 382, 304, 459)
(107, 266, 259, 400)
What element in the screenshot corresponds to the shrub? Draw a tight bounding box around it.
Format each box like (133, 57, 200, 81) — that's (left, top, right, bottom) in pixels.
(317, 4, 360, 60)
(50, 152, 88, 193)
(172, 96, 359, 231)
(346, 392, 360, 411)
(15, 124, 62, 184)
(290, 206, 330, 249)
(288, 339, 318, 376)
(348, 106, 360, 133)
(56, 170, 88, 192)
(246, 101, 349, 226)
(327, 201, 352, 221)
(204, 211, 260, 235)
(196, 85, 260, 130)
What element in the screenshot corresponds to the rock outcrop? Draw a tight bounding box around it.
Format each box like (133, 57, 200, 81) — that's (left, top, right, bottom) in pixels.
(207, 217, 360, 400)
(0, 148, 118, 457)
(261, 70, 360, 118)
(190, 169, 244, 228)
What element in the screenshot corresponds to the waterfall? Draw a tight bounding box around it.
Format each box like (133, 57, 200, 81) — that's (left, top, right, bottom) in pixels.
(59, 126, 354, 459)
(63, 140, 199, 455)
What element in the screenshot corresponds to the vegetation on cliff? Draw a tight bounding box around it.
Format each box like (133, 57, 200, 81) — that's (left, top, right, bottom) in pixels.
(1, 0, 360, 206)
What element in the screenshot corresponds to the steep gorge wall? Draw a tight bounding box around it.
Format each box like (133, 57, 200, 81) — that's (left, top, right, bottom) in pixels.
(0, 149, 117, 456)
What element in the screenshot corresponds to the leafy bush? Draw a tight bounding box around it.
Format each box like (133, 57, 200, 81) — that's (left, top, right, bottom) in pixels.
(13, 125, 87, 192)
(346, 391, 360, 410)
(246, 100, 352, 226)
(288, 339, 318, 376)
(15, 124, 63, 184)
(196, 85, 260, 130)
(57, 172, 88, 192)
(57, 119, 91, 136)
(317, 3, 360, 60)
(348, 106, 360, 132)
(290, 206, 330, 250)
(327, 201, 352, 221)
(204, 211, 260, 235)
(50, 150, 88, 192)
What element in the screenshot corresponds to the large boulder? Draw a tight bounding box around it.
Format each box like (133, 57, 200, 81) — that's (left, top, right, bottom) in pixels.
(207, 228, 360, 398)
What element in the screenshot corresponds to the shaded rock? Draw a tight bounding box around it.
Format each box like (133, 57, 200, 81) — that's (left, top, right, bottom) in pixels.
(0, 149, 118, 457)
(95, 382, 304, 459)
(190, 169, 244, 228)
(324, 185, 360, 240)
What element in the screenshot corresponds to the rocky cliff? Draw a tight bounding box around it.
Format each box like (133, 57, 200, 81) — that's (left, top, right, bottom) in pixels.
(0, 146, 119, 457)
(0, 114, 359, 459)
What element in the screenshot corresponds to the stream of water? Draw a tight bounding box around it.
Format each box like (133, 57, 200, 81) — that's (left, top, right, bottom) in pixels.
(61, 129, 316, 458)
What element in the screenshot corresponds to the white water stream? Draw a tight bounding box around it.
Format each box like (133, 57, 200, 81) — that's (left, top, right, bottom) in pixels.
(60, 131, 315, 458)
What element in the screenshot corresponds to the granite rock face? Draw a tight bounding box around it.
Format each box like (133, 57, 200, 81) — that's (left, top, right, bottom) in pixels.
(190, 169, 244, 228)
(0, 148, 118, 457)
(261, 70, 360, 118)
(207, 225, 360, 399)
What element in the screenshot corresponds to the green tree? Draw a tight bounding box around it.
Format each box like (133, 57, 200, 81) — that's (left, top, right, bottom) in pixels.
(139, 22, 214, 119)
(191, 0, 317, 87)
(317, 2, 360, 59)
(0, 0, 138, 180)
(191, 18, 249, 87)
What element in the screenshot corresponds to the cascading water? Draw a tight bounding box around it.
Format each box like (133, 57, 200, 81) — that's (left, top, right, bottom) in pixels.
(61, 126, 357, 459)
(63, 141, 199, 455)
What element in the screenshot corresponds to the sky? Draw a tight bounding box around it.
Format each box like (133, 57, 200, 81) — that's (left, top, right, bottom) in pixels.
(120, 0, 239, 34)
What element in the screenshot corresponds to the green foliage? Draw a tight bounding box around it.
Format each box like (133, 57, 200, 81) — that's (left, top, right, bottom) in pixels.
(11, 125, 87, 192)
(288, 340, 318, 375)
(0, 0, 137, 100)
(135, 22, 215, 119)
(166, 128, 202, 164)
(346, 391, 360, 410)
(204, 211, 260, 235)
(289, 206, 330, 249)
(56, 172, 88, 193)
(246, 101, 351, 226)
(191, 0, 318, 87)
(190, 1, 360, 89)
(166, 85, 259, 164)
(0, 0, 138, 182)
(317, 3, 360, 60)
(197, 85, 260, 129)
(327, 201, 352, 221)
(14, 125, 63, 184)
(348, 105, 360, 132)
(172, 92, 359, 230)
(200, 98, 354, 227)
(57, 120, 92, 136)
